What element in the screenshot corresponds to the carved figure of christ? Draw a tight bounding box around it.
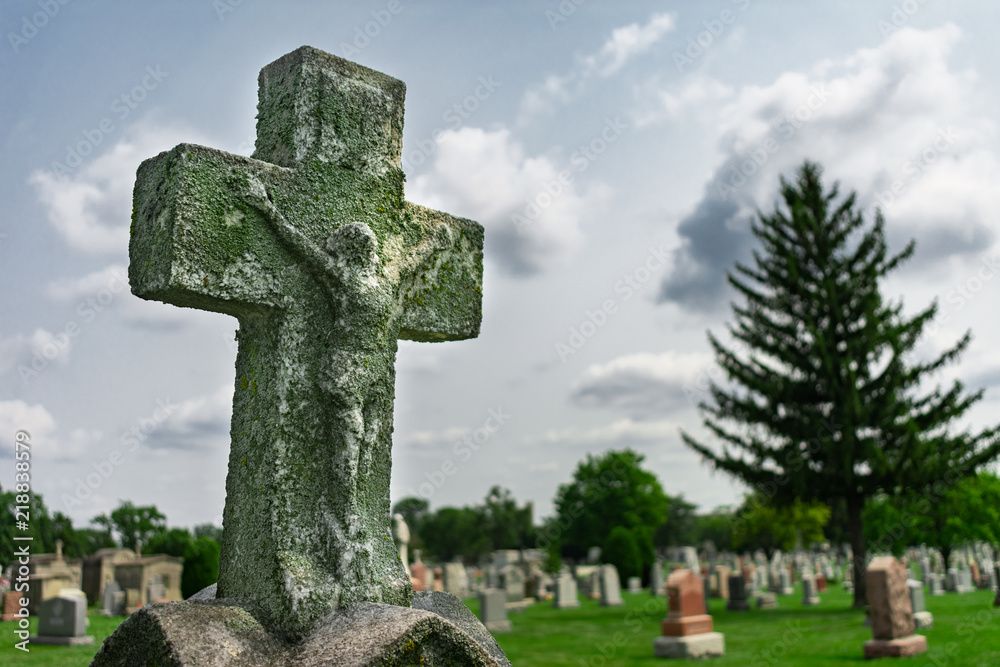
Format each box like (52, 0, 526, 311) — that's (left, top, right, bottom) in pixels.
(128, 47, 483, 640)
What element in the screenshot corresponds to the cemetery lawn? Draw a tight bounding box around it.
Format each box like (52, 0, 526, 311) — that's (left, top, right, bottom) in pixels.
(1, 589, 996, 666)
(466, 586, 1000, 666)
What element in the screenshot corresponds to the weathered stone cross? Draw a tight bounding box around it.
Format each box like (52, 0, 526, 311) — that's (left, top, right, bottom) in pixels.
(129, 46, 483, 640)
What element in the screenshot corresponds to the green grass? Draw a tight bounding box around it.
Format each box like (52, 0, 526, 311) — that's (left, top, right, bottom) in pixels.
(1, 587, 996, 665)
(467, 585, 1000, 666)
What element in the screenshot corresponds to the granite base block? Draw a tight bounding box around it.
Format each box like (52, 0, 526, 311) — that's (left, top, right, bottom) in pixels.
(89, 587, 510, 666)
(662, 614, 713, 637)
(726, 600, 751, 611)
(484, 620, 512, 633)
(863, 634, 927, 659)
(30, 635, 94, 646)
(913, 611, 934, 629)
(654, 632, 725, 659)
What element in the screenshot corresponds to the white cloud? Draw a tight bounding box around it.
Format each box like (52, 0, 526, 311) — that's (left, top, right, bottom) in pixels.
(46, 265, 129, 301)
(657, 24, 1000, 309)
(542, 417, 682, 446)
(0, 328, 74, 378)
(0, 401, 98, 460)
(408, 127, 609, 275)
(29, 121, 209, 255)
(144, 385, 234, 451)
(571, 350, 715, 415)
(518, 12, 675, 124)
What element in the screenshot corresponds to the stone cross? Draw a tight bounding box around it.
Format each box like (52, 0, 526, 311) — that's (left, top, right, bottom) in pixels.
(129, 46, 483, 641)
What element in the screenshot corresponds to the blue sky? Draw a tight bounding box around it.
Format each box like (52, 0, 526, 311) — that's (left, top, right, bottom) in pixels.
(3, 1, 1000, 532)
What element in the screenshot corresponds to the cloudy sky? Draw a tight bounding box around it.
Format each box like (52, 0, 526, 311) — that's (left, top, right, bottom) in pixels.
(3, 1, 1000, 535)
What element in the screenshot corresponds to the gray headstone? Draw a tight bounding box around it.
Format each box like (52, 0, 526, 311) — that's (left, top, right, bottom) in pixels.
(586, 547, 602, 564)
(147, 575, 166, 603)
(726, 574, 750, 611)
(801, 574, 820, 605)
(478, 589, 511, 633)
(502, 566, 524, 603)
(780, 570, 793, 595)
(756, 591, 778, 609)
(627, 576, 641, 594)
(38, 595, 88, 637)
(444, 562, 469, 599)
(650, 560, 665, 596)
(102, 580, 125, 617)
(89, 46, 505, 667)
(553, 574, 580, 609)
(599, 564, 623, 607)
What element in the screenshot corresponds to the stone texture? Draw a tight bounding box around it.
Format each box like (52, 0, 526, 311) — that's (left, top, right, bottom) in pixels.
(863, 635, 928, 659)
(90, 589, 508, 666)
(653, 632, 725, 659)
(127, 45, 483, 643)
(867, 557, 914, 640)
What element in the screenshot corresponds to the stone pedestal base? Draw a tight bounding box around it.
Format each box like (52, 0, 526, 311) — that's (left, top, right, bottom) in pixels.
(802, 596, 820, 606)
(756, 593, 777, 609)
(726, 599, 750, 611)
(29, 635, 94, 646)
(654, 632, 725, 659)
(504, 600, 530, 613)
(553, 599, 580, 609)
(90, 588, 509, 666)
(662, 614, 713, 636)
(863, 634, 927, 659)
(912, 611, 934, 629)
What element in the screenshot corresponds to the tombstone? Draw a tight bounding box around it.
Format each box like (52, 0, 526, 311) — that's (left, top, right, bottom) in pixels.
(101, 580, 125, 617)
(89, 46, 509, 667)
(410, 549, 427, 593)
(650, 560, 665, 596)
(586, 547, 602, 564)
(146, 574, 166, 603)
(681, 546, 699, 572)
(926, 572, 942, 596)
(588, 569, 602, 599)
(959, 568, 974, 592)
(816, 573, 827, 593)
(755, 592, 778, 609)
(30, 595, 94, 645)
(908, 579, 933, 629)
(863, 557, 928, 659)
(479, 589, 512, 633)
(444, 562, 468, 599)
(392, 513, 411, 577)
(994, 563, 1000, 608)
(599, 564, 623, 607)
(946, 567, 959, 592)
(780, 569, 794, 595)
(726, 574, 750, 611)
(801, 574, 820, 606)
(553, 575, 580, 609)
(1, 590, 26, 622)
(714, 565, 731, 600)
(654, 570, 724, 659)
(494, 550, 520, 572)
(627, 576, 642, 594)
(502, 566, 525, 603)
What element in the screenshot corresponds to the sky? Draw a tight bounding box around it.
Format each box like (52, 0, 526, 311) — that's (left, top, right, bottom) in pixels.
(3, 1, 1000, 534)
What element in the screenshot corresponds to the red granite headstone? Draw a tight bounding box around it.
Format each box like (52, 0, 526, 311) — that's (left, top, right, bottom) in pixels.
(863, 557, 928, 658)
(662, 569, 713, 636)
(1, 591, 25, 621)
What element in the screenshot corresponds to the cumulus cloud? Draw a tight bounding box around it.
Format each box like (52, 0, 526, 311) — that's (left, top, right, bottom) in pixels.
(0, 401, 100, 460)
(570, 350, 715, 416)
(143, 385, 234, 451)
(655, 24, 1000, 311)
(518, 12, 675, 124)
(29, 121, 209, 255)
(407, 127, 610, 275)
(0, 329, 74, 379)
